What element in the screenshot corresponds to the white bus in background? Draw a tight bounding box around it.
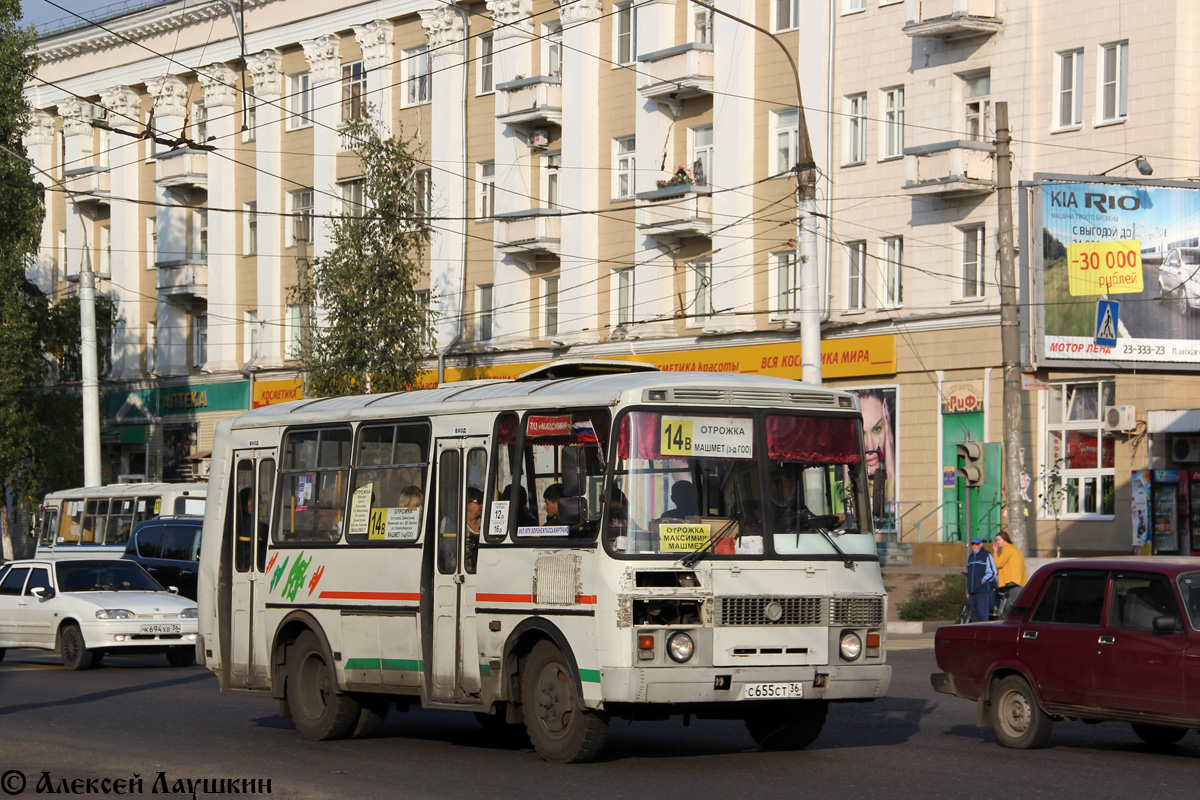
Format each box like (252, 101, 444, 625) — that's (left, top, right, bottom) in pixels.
(197, 361, 890, 762)
(38, 483, 208, 558)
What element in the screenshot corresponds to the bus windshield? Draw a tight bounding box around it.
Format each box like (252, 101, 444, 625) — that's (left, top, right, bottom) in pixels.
(608, 410, 870, 557)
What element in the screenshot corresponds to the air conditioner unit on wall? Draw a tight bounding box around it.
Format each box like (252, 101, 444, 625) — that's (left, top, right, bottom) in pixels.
(1103, 405, 1137, 432)
(1171, 435, 1200, 463)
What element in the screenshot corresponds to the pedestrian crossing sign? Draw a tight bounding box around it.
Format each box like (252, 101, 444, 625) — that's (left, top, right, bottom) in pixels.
(1095, 299, 1119, 348)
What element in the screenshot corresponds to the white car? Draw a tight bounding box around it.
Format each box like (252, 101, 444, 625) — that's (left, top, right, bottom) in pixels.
(0, 558, 198, 670)
(1157, 247, 1200, 311)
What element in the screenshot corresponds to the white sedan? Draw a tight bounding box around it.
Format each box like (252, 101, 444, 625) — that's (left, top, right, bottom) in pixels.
(0, 558, 198, 670)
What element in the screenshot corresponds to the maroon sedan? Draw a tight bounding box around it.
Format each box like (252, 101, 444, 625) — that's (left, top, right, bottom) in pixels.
(932, 557, 1200, 749)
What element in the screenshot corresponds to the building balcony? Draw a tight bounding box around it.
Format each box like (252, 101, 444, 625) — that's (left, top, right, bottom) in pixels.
(635, 184, 712, 241)
(494, 208, 561, 257)
(63, 166, 110, 207)
(902, 140, 995, 197)
(156, 261, 208, 298)
(495, 76, 562, 128)
(155, 148, 207, 188)
(902, 0, 1003, 40)
(638, 43, 714, 102)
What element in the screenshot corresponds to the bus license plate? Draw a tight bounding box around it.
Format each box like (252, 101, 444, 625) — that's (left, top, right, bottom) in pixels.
(141, 624, 180, 634)
(740, 682, 803, 700)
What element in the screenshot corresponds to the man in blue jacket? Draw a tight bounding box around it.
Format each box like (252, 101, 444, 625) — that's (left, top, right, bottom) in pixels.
(965, 537, 997, 623)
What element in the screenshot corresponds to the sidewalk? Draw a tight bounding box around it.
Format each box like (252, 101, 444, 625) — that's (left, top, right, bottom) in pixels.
(884, 619, 951, 651)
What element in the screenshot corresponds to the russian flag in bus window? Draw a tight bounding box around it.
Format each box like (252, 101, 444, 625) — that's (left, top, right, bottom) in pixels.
(573, 420, 599, 444)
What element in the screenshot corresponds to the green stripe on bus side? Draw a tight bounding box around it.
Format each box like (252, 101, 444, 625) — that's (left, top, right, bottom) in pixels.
(479, 663, 491, 676)
(345, 658, 423, 671)
(578, 669, 601, 683)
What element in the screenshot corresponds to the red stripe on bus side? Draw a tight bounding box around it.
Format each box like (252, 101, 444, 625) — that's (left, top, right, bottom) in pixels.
(476, 593, 597, 605)
(318, 591, 421, 601)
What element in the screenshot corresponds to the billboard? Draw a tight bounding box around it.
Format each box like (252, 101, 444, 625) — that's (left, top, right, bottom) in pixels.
(1026, 175, 1200, 370)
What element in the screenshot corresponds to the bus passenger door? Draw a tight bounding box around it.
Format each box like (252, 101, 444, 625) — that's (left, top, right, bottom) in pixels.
(227, 450, 276, 690)
(429, 438, 487, 704)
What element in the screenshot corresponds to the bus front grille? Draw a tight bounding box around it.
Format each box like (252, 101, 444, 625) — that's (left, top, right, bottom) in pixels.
(718, 597, 823, 626)
(830, 597, 884, 626)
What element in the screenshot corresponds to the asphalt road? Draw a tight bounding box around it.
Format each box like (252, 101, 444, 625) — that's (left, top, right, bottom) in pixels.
(0, 645, 1195, 799)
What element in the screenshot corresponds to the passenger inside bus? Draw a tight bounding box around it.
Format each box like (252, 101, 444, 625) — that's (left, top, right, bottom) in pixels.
(399, 485, 423, 509)
(661, 480, 700, 519)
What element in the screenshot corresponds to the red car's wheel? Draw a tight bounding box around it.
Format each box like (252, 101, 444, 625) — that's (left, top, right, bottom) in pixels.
(991, 675, 1053, 749)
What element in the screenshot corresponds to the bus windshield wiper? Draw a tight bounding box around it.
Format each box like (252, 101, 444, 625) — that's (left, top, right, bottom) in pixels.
(679, 517, 739, 568)
(812, 523, 855, 570)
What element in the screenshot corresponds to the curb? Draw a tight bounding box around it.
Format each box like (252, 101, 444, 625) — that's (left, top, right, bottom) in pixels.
(887, 620, 953, 634)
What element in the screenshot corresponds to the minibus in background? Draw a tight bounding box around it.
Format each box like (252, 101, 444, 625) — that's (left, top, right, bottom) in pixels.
(38, 483, 207, 558)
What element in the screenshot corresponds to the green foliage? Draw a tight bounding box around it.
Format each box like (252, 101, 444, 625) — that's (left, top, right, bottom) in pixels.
(289, 113, 433, 396)
(897, 573, 966, 621)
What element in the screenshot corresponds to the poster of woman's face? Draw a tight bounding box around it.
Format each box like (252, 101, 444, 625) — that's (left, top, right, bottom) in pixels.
(850, 387, 897, 530)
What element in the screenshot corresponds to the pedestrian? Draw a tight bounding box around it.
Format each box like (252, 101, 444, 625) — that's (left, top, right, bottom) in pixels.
(993, 530, 1028, 587)
(965, 536, 996, 623)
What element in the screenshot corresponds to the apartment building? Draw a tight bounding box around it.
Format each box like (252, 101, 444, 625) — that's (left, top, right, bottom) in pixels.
(23, 0, 1200, 555)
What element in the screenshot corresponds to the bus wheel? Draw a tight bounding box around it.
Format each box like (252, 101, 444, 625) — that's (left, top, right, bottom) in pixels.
(745, 701, 828, 750)
(60, 624, 97, 671)
(165, 646, 195, 667)
(288, 631, 360, 740)
(520, 641, 608, 763)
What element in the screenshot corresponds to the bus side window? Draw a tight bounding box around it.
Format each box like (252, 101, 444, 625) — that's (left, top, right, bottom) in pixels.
(485, 414, 519, 544)
(275, 427, 351, 543)
(464, 448, 486, 574)
(234, 460, 254, 572)
(348, 423, 429, 545)
(256, 459, 275, 572)
(437, 450, 461, 574)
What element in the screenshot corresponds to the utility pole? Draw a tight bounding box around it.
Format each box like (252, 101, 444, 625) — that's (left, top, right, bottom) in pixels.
(996, 102, 1028, 551)
(80, 250, 102, 487)
(689, 0, 821, 385)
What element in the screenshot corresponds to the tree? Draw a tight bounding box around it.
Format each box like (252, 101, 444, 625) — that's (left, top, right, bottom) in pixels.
(0, 0, 48, 559)
(289, 113, 434, 396)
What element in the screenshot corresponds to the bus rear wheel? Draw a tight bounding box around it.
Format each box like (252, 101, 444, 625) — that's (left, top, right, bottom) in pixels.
(287, 631, 360, 740)
(520, 641, 608, 763)
(745, 700, 828, 750)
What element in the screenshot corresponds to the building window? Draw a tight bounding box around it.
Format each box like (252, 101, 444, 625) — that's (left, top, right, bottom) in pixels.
(414, 169, 432, 217)
(99, 224, 110, 276)
(194, 209, 208, 262)
(342, 61, 366, 121)
(403, 46, 431, 107)
(542, 276, 559, 338)
(961, 225, 985, 299)
(544, 22, 563, 76)
(1046, 380, 1116, 518)
(243, 201, 257, 256)
(415, 290, 435, 349)
(543, 153, 561, 209)
(616, 269, 634, 326)
(244, 310, 261, 363)
(1056, 49, 1084, 129)
(144, 219, 155, 269)
(477, 162, 495, 219)
(1099, 40, 1128, 123)
(845, 0, 866, 11)
(146, 321, 157, 374)
(289, 188, 314, 246)
(884, 236, 903, 307)
(615, 2, 637, 65)
(963, 71, 991, 141)
(772, 108, 799, 175)
(191, 101, 207, 145)
(690, 125, 712, 186)
(687, 259, 712, 325)
(774, 0, 798, 31)
(772, 249, 798, 316)
(881, 86, 904, 159)
(692, 2, 713, 44)
(242, 87, 257, 142)
(341, 178, 364, 217)
(846, 93, 867, 164)
(193, 315, 207, 368)
(286, 304, 303, 359)
(614, 136, 636, 199)
(287, 72, 313, 129)
(846, 240, 866, 311)
(477, 284, 494, 342)
(479, 34, 494, 94)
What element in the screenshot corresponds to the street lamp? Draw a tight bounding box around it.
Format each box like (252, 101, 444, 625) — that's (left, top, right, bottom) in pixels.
(690, 0, 822, 385)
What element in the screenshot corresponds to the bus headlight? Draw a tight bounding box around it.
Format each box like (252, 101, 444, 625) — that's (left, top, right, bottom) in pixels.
(839, 631, 862, 661)
(96, 609, 134, 620)
(666, 631, 695, 663)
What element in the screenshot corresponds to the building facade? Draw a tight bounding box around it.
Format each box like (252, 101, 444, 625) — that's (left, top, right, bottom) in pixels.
(23, 0, 1200, 555)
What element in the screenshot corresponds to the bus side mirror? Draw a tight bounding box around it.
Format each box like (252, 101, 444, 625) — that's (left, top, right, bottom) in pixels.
(562, 446, 587, 497)
(557, 496, 588, 525)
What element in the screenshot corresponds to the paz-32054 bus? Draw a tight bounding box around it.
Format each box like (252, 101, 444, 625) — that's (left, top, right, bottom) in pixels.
(197, 362, 890, 762)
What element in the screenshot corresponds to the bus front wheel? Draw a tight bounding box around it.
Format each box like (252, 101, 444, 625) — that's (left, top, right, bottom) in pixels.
(520, 641, 609, 763)
(745, 700, 828, 750)
(287, 631, 360, 740)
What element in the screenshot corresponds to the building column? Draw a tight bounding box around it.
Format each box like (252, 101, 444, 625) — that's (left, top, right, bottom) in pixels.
(99, 86, 144, 379)
(59, 97, 92, 285)
(198, 63, 239, 373)
(23, 109, 56, 294)
(146, 75, 189, 376)
(707, 0, 757, 333)
(631, 0, 677, 337)
(247, 49, 285, 368)
(556, 0, 602, 344)
(419, 7, 467, 353)
(354, 21, 394, 129)
(301, 34, 340, 263)
(487, 0, 535, 349)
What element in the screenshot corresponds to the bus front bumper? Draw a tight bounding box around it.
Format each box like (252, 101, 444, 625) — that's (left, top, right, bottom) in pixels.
(593, 663, 891, 706)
